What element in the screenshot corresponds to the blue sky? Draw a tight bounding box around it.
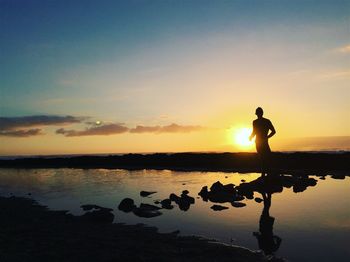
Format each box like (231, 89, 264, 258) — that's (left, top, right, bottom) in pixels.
(0, 0, 349, 154)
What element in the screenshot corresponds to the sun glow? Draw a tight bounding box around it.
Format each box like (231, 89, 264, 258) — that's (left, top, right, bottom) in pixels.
(232, 127, 254, 148)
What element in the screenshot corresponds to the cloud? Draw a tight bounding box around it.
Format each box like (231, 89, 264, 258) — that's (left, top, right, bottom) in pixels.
(0, 128, 43, 137)
(129, 123, 204, 134)
(0, 115, 204, 137)
(336, 44, 350, 54)
(318, 70, 350, 80)
(56, 123, 129, 137)
(57, 123, 204, 136)
(0, 115, 84, 138)
(0, 115, 83, 130)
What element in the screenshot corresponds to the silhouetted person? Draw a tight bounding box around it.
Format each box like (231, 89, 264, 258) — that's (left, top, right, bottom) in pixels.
(253, 192, 281, 256)
(249, 107, 276, 175)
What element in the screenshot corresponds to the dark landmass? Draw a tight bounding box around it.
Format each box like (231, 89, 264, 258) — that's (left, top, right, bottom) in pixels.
(0, 152, 349, 172)
(0, 196, 266, 262)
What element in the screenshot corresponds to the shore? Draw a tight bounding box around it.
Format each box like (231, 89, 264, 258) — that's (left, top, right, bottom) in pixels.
(0, 152, 349, 172)
(0, 196, 269, 262)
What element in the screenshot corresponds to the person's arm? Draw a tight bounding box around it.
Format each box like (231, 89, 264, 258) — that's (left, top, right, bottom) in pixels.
(249, 122, 256, 141)
(267, 121, 276, 139)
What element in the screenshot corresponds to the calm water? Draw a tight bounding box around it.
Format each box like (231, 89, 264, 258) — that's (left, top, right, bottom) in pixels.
(0, 168, 349, 262)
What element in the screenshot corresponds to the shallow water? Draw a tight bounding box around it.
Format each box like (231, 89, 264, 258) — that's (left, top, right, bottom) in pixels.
(0, 168, 349, 262)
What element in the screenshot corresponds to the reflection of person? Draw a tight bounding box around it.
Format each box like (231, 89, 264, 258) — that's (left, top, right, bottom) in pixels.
(253, 192, 281, 256)
(249, 107, 276, 175)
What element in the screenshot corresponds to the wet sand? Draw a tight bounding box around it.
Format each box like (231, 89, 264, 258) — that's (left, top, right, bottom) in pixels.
(0, 196, 269, 262)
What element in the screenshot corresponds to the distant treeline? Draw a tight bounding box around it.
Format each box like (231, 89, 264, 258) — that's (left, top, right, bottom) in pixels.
(0, 152, 349, 172)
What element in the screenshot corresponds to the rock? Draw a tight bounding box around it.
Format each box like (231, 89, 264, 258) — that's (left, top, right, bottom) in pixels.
(140, 191, 157, 197)
(231, 202, 246, 208)
(118, 198, 136, 212)
(331, 174, 345, 180)
(319, 176, 326, 180)
(169, 193, 180, 202)
(198, 186, 209, 201)
(241, 179, 246, 182)
(199, 182, 240, 204)
(182, 183, 186, 185)
(210, 181, 224, 193)
(225, 176, 228, 178)
(182, 190, 189, 195)
(132, 204, 162, 218)
(254, 197, 263, 203)
(211, 204, 229, 211)
(160, 199, 173, 209)
(169, 192, 195, 211)
(139, 203, 161, 211)
(293, 177, 317, 193)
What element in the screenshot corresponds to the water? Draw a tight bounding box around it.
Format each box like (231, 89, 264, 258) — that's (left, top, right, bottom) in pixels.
(0, 168, 349, 261)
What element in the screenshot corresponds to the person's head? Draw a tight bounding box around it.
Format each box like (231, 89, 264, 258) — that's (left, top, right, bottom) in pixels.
(255, 107, 263, 118)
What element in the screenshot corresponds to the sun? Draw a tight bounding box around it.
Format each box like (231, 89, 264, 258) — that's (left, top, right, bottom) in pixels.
(232, 127, 254, 148)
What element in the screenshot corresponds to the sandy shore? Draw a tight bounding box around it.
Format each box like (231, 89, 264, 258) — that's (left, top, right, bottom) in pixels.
(0, 196, 271, 262)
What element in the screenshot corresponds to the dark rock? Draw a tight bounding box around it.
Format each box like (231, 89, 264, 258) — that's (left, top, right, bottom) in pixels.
(118, 198, 136, 212)
(254, 197, 263, 203)
(140, 191, 157, 197)
(211, 204, 229, 211)
(241, 179, 246, 182)
(198, 186, 209, 201)
(182, 183, 186, 185)
(132, 204, 162, 218)
(210, 181, 224, 193)
(199, 181, 241, 204)
(160, 199, 173, 209)
(182, 190, 189, 195)
(331, 174, 346, 180)
(319, 176, 326, 180)
(293, 177, 317, 193)
(169, 192, 195, 211)
(154, 200, 161, 204)
(139, 203, 161, 211)
(169, 193, 180, 202)
(231, 202, 246, 208)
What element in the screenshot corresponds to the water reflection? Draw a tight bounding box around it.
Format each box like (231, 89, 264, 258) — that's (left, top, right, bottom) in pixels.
(0, 168, 349, 261)
(118, 172, 320, 259)
(254, 192, 281, 256)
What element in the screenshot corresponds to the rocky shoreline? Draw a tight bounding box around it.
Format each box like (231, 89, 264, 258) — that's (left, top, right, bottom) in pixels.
(0, 196, 271, 262)
(0, 152, 349, 172)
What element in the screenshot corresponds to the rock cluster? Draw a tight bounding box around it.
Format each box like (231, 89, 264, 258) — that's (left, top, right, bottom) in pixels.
(198, 181, 245, 208)
(118, 198, 162, 218)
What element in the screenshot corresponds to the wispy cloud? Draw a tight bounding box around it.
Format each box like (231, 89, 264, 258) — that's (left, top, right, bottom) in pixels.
(336, 44, 350, 54)
(0, 115, 204, 138)
(0, 128, 43, 137)
(318, 70, 350, 80)
(130, 123, 203, 134)
(0, 115, 84, 137)
(56, 123, 129, 137)
(0, 115, 83, 130)
(57, 123, 204, 137)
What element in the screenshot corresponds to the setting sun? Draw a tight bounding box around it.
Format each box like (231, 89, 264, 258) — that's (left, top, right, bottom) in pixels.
(233, 127, 254, 148)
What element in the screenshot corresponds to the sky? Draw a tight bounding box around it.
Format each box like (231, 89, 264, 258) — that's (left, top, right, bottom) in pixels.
(0, 0, 349, 155)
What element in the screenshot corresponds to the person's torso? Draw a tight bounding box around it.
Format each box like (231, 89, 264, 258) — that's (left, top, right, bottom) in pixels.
(254, 118, 271, 141)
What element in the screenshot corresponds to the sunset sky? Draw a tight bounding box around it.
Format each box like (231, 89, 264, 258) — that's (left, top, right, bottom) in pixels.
(1, 0, 349, 155)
